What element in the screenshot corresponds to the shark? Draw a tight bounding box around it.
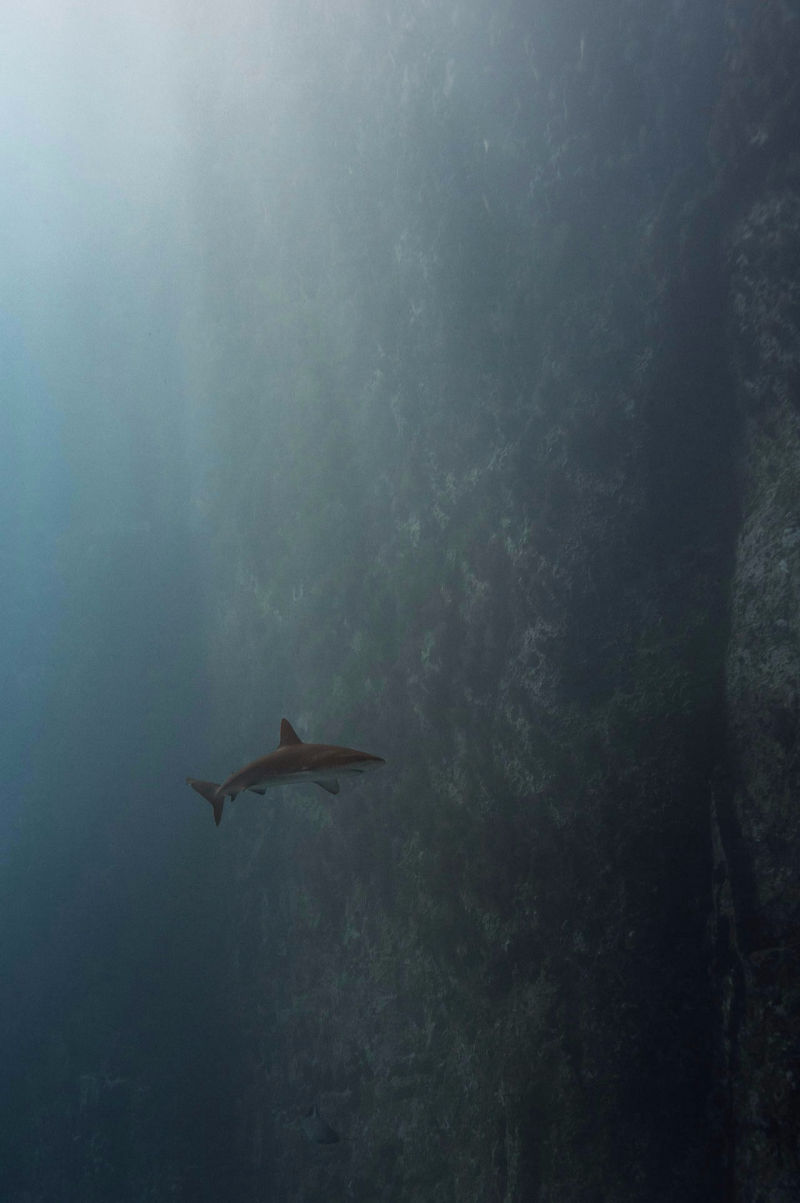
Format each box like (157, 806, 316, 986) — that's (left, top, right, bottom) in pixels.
(301, 1103, 340, 1145)
(186, 718, 385, 826)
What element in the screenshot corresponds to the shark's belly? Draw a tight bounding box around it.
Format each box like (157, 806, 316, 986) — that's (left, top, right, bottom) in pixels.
(250, 768, 340, 791)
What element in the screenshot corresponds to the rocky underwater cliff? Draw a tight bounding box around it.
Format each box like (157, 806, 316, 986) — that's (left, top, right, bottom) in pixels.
(197, 2, 800, 1199)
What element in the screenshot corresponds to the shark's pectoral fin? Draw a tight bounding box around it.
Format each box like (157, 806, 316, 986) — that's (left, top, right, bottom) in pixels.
(316, 779, 340, 795)
(247, 786, 267, 795)
(186, 778, 225, 827)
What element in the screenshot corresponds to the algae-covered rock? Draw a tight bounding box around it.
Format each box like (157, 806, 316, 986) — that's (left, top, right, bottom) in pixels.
(193, 1, 798, 1199)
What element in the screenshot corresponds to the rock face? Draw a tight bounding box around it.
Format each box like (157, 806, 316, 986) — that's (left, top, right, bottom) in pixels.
(714, 4, 800, 1196)
(199, 2, 799, 1198)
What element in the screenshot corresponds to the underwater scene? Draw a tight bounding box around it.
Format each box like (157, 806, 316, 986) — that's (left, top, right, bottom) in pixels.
(1, 1, 798, 1199)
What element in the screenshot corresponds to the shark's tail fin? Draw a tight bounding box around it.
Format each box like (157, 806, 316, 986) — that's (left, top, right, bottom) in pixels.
(186, 777, 225, 826)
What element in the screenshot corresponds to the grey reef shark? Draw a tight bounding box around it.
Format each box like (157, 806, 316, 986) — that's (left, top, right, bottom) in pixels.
(301, 1103, 340, 1145)
(187, 718, 385, 826)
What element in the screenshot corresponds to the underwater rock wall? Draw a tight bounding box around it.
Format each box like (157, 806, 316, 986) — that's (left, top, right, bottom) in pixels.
(714, 2, 800, 1197)
(200, 2, 799, 1198)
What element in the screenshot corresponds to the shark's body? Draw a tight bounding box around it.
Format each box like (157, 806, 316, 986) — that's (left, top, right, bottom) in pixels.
(187, 718, 385, 826)
(301, 1104, 340, 1145)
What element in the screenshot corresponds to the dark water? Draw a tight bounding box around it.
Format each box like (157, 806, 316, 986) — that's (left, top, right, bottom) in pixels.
(2, 2, 797, 1200)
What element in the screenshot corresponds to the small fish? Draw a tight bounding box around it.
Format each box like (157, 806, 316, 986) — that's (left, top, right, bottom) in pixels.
(301, 1103, 340, 1145)
(187, 718, 385, 826)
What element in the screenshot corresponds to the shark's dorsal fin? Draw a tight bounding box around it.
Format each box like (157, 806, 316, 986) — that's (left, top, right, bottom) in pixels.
(280, 718, 302, 746)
